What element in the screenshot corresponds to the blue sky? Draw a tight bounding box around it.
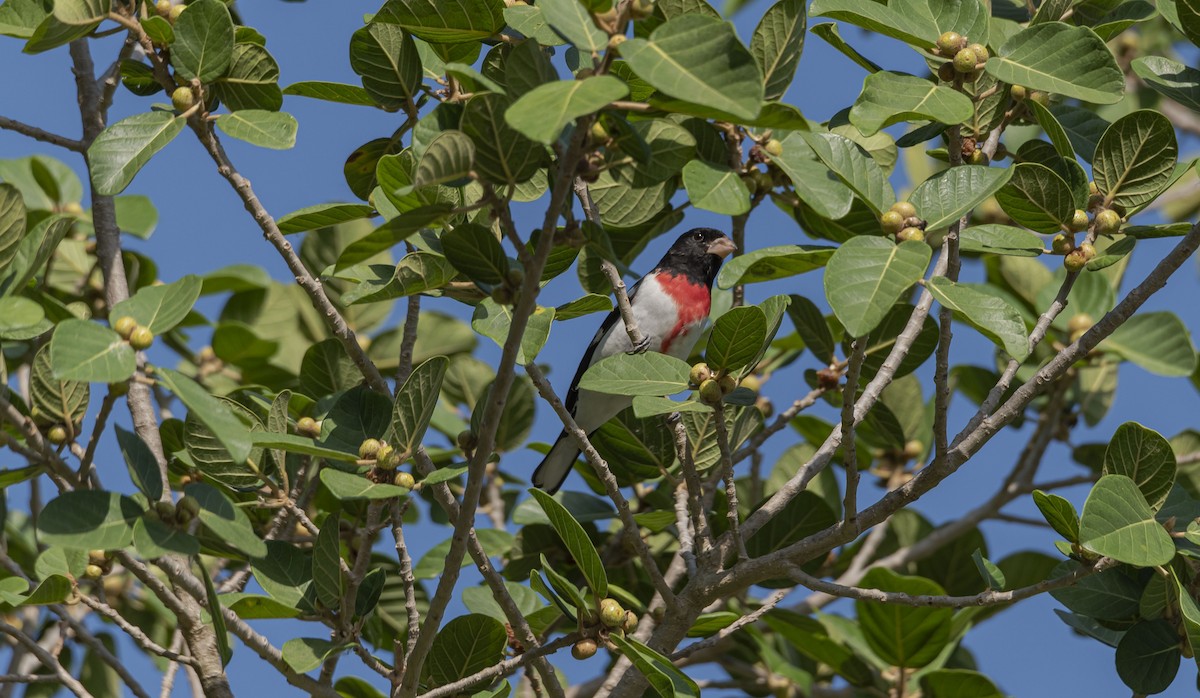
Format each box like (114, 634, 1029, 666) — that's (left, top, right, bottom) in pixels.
(2, 0, 1199, 695)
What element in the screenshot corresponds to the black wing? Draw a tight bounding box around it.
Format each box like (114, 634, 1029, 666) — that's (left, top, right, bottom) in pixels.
(563, 281, 639, 416)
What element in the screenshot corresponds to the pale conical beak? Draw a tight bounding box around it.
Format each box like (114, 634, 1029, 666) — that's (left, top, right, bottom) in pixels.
(708, 236, 737, 259)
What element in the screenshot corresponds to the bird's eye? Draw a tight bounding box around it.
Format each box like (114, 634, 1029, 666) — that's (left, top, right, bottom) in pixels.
(693, 232, 703, 241)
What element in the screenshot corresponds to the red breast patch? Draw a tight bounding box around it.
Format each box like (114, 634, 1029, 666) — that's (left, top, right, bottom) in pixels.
(656, 272, 710, 353)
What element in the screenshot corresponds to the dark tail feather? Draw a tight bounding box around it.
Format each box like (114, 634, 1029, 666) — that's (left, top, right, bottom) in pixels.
(532, 431, 580, 494)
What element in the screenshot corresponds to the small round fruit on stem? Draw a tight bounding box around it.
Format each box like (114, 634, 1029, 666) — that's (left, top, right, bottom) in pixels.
(599, 598, 625, 628)
(764, 138, 783, 157)
(171, 86, 195, 113)
(880, 210, 905, 235)
(952, 48, 978, 74)
(1069, 209, 1089, 233)
(698, 378, 723, 405)
(1094, 208, 1122, 236)
(572, 639, 599, 660)
(1067, 313, 1094, 343)
(717, 374, 737, 395)
(113, 315, 137, 339)
(936, 31, 963, 55)
(128, 326, 154, 351)
(1050, 233, 1074, 255)
(889, 201, 917, 219)
(1009, 84, 1027, 101)
(896, 227, 925, 243)
(358, 438, 382, 460)
(689, 362, 712, 386)
(393, 471, 416, 489)
(967, 43, 989, 64)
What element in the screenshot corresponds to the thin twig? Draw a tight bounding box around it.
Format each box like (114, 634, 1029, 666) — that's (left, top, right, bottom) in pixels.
(418, 634, 580, 698)
(712, 402, 747, 563)
(574, 179, 647, 350)
(671, 587, 791, 661)
(0, 621, 91, 698)
(839, 339, 867, 527)
(0, 115, 85, 151)
(787, 557, 1116, 608)
(76, 595, 197, 665)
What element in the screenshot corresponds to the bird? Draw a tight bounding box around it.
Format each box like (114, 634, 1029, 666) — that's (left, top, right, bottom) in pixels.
(532, 227, 736, 493)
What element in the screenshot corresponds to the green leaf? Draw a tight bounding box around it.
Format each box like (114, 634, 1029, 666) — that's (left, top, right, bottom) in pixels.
(984, 22, 1123, 104)
(211, 43, 282, 112)
(556, 293, 612, 320)
(681, 161, 750, 215)
(1115, 620, 1181, 694)
(824, 237, 931, 337)
(1092, 110, 1178, 211)
(132, 517, 200, 557)
(706, 305, 767, 374)
(1177, 0, 1200, 48)
(49, 319, 136, 383)
(425, 615, 507, 688)
(927, 278, 1029, 361)
(803, 132, 895, 214)
(158, 368, 253, 465)
(1078, 474, 1175, 567)
(223, 593, 301, 619)
(30, 345, 88, 430)
(1103, 422, 1176, 511)
(856, 568, 953, 669)
(810, 0, 988, 48)
(412, 130, 475, 188)
(313, 510, 343, 608)
(24, 13, 95, 54)
(283, 81, 376, 107)
(335, 204, 453, 270)
(1032, 490, 1080, 543)
(215, 110, 298, 150)
(375, 0, 506, 43)
(252, 541, 312, 607)
(971, 550, 1006, 592)
(788, 294, 835, 363)
(959, 224, 1044, 257)
(281, 638, 349, 673)
(769, 133, 854, 220)
(20, 575, 71, 606)
(116, 426, 164, 502)
(249, 433, 359, 463)
(113, 194, 159, 238)
(1132, 56, 1200, 113)
(442, 223, 509, 285)
(1102, 312, 1196, 377)
(578, 352, 691, 397)
(0, 183, 24, 272)
(610, 634, 701, 698)
(414, 529, 513, 579)
(920, 670, 1004, 698)
(186, 482, 267, 557)
(538, 0, 608, 53)
(462, 93, 545, 185)
(746, 491, 837, 563)
(38, 491, 141, 550)
(349, 23, 421, 111)
(170, 0, 234, 82)
(88, 111, 185, 196)
(53, 0, 109, 25)
(909, 165, 1013, 232)
(506, 76, 628, 145)
(504, 4, 567, 47)
(619, 15, 764, 121)
(277, 203, 374, 235)
(319, 468, 411, 500)
(750, 0, 806, 101)
(528, 489, 608, 598)
(849, 72, 972, 137)
(1027, 98, 1075, 159)
(994, 162, 1074, 233)
(717, 244, 833, 289)
(392, 355, 449, 456)
(111, 274, 202, 334)
(471, 300, 555, 364)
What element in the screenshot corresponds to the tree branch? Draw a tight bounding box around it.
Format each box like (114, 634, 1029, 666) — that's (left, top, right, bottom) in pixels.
(0, 115, 85, 151)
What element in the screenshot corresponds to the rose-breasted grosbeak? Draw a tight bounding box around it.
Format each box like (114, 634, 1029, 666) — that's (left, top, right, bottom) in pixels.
(533, 228, 736, 492)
